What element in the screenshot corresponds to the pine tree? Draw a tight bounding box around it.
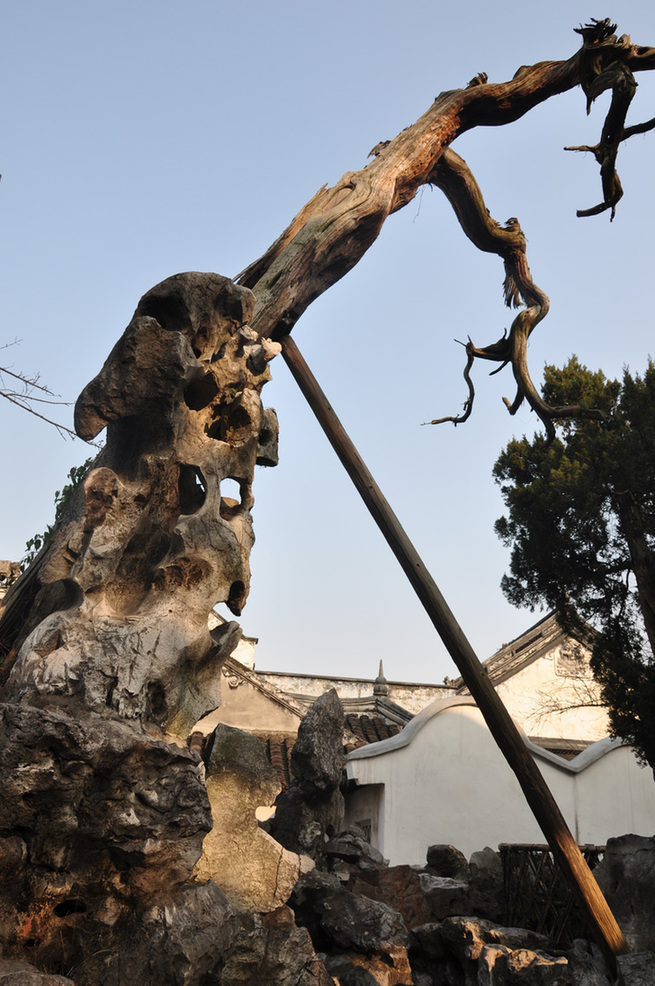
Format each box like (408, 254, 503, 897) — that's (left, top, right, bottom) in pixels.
(494, 357, 655, 768)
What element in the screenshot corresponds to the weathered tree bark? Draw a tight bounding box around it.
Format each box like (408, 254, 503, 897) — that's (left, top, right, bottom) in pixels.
(238, 55, 582, 335)
(238, 20, 655, 435)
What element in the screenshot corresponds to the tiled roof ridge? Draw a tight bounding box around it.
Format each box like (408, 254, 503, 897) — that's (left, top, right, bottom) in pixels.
(255, 669, 447, 689)
(288, 693, 413, 727)
(260, 712, 405, 787)
(343, 711, 402, 748)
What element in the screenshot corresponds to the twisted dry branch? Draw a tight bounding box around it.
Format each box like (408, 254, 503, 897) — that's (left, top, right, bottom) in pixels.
(565, 19, 655, 219)
(422, 20, 655, 436)
(0, 347, 79, 441)
(236, 20, 655, 436)
(425, 150, 609, 440)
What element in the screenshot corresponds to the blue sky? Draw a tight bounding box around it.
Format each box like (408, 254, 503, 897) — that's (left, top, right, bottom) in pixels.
(2, 1, 654, 683)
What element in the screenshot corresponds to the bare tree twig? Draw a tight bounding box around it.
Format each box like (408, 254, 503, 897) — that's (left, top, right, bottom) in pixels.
(0, 391, 79, 440)
(0, 341, 95, 443)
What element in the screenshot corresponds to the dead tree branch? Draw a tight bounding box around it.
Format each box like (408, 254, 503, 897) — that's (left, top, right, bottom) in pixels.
(567, 19, 655, 219)
(236, 20, 655, 436)
(426, 150, 612, 438)
(0, 342, 79, 440)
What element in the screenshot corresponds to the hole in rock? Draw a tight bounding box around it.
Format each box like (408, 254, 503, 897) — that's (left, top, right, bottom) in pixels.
(54, 899, 87, 917)
(179, 465, 207, 514)
(205, 420, 222, 441)
(207, 400, 252, 444)
(138, 294, 191, 334)
(33, 580, 83, 627)
(227, 580, 246, 616)
(113, 529, 172, 608)
(146, 680, 167, 721)
(213, 284, 247, 323)
(221, 478, 241, 502)
(225, 402, 252, 441)
(192, 318, 221, 358)
(106, 676, 118, 708)
(219, 478, 243, 519)
(184, 374, 219, 411)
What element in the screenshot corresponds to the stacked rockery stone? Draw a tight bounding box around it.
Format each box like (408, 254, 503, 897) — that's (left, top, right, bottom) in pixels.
(269, 688, 348, 865)
(289, 838, 655, 985)
(0, 273, 327, 985)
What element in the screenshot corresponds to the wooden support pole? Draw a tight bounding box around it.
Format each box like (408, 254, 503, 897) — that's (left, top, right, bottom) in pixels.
(280, 332, 628, 973)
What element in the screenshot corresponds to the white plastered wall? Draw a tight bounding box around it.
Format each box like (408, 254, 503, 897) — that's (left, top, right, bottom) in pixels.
(494, 642, 609, 742)
(346, 698, 655, 864)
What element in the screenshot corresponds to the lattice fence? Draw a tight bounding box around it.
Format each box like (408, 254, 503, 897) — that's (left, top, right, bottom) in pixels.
(499, 844, 605, 946)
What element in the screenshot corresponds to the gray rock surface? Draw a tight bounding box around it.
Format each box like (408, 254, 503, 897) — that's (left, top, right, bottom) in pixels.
(419, 873, 472, 921)
(347, 865, 429, 929)
(325, 828, 388, 873)
(221, 906, 333, 986)
(270, 689, 346, 863)
(469, 846, 505, 922)
(426, 844, 470, 881)
(0, 703, 211, 895)
(323, 947, 412, 985)
(503, 948, 572, 983)
(617, 952, 655, 986)
(0, 274, 282, 982)
(290, 870, 409, 955)
(0, 960, 75, 985)
(594, 834, 655, 952)
(77, 881, 236, 986)
(436, 916, 552, 963)
(290, 688, 346, 794)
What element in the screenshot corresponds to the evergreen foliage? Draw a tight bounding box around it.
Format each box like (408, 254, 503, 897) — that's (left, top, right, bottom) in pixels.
(494, 357, 655, 768)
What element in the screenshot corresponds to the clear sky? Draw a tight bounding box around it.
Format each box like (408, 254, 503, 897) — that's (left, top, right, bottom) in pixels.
(2, 1, 654, 685)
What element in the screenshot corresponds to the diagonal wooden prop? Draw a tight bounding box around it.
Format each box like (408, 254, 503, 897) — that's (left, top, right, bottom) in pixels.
(280, 332, 628, 974)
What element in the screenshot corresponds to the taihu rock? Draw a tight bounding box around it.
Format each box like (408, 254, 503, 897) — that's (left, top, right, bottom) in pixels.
(270, 689, 346, 863)
(594, 834, 655, 953)
(193, 723, 314, 912)
(0, 273, 283, 981)
(3, 272, 279, 739)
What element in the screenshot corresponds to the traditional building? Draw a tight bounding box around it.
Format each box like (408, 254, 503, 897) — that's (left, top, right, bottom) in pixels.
(345, 700, 655, 862)
(199, 610, 655, 863)
(203, 609, 609, 757)
(451, 610, 609, 756)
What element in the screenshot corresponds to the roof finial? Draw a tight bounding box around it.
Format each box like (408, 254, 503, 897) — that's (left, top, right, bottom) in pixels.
(373, 660, 389, 696)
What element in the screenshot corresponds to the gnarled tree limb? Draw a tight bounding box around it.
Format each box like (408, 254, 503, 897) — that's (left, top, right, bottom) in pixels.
(237, 20, 654, 436)
(427, 148, 610, 439)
